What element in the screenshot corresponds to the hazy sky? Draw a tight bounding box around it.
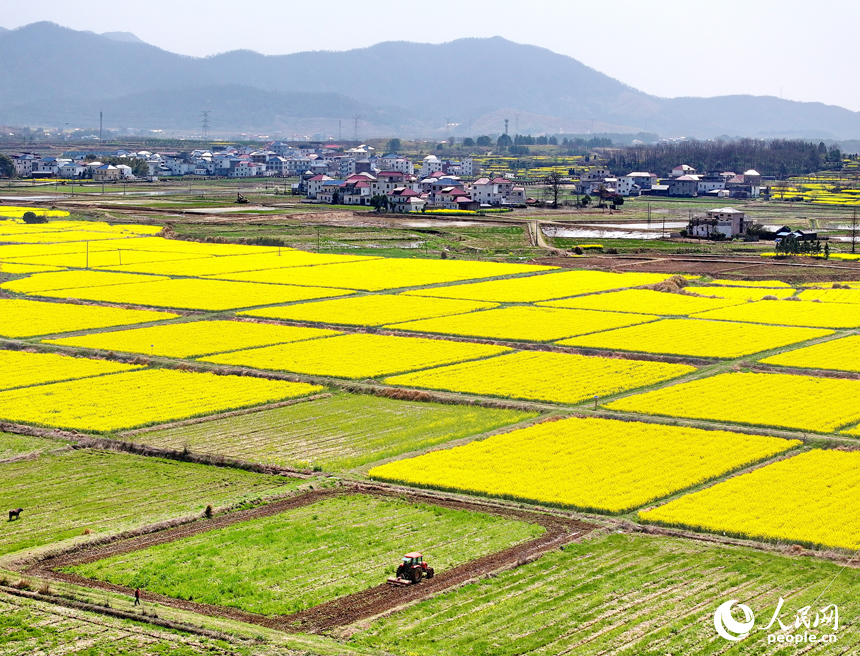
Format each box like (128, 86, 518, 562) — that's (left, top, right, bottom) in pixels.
(5, 0, 860, 111)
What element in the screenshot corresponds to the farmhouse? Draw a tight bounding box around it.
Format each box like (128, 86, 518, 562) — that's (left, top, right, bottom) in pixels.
(687, 207, 749, 239)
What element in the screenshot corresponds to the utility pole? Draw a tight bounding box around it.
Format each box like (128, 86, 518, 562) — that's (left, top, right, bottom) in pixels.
(99, 111, 103, 142)
(201, 111, 210, 140)
(852, 207, 858, 254)
(515, 113, 521, 134)
(445, 117, 452, 136)
(338, 120, 342, 141)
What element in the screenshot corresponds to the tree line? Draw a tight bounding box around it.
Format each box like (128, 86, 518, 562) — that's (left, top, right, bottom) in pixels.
(606, 139, 846, 178)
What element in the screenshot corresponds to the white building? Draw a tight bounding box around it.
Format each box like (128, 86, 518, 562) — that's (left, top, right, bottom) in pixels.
(671, 164, 696, 177)
(418, 155, 443, 178)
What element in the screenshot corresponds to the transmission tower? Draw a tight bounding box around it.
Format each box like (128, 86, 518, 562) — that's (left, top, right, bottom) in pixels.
(99, 111, 103, 141)
(352, 115, 361, 141)
(445, 116, 452, 135)
(504, 118, 509, 135)
(201, 111, 211, 140)
(515, 113, 521, 134)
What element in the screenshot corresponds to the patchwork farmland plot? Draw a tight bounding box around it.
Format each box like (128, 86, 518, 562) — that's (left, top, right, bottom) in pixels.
(240, 293, 498, 327)
(606, 371, 860, 432)
(202, 333, 511, 379)
(707, 279, 793, 288)
(100, 249, 377, 276)
(407, 269, 670, 303)
(0, 261, 64, 274)
(387, 306, 659, 342)
(65, 494, 544, 615)
(0, 591, 245, 656)
(369, 417, 798, 512)
(133, 393, 538, 471)
(0, 298, 178, 338)
(0, 449, 301, 557)
(799, 289, 860, 304)
(0, 369, 323, 433)
(31, 278, 354, 311)
(640, 449, 860, 550)
(692, 299, 860, 328)
(540, 288, 744, 315)
(0, 349, 140, 390)
(1, 270, 168, 294)
(5, 248, 211, 269)
(690, 285, 797, 301)
(385, 351, 695, 404)
(350, 533, 860, 656)
(211, 257, 555, 290)
(0, 432, 67, 460)
(760, 334, 860, 372)
(45, 319, 340, 358)
(557, 318, 831, 358)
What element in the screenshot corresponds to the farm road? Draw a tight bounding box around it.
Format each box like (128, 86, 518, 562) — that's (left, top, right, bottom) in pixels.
(27, 485, 594, 635)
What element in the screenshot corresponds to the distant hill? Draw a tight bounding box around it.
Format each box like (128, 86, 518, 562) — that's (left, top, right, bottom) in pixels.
(3, 22, 860, 139)
(82, 30, 147, 44)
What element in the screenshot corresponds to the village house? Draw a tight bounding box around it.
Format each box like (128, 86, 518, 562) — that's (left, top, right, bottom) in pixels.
(92, 164, 121, 182)
(687, 207, 750, 239)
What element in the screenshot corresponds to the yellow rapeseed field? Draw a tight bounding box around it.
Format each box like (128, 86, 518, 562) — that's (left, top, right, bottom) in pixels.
(201, 333, 511, 379)
(2, 270, 169, 294)
(799, 289, 860, 304)
(0, 262, 64, 274)
(0, 299, 178, 338)
(690, 286, 796, 301)
(606, 371, 860, 432)
(2, 230, 145, 244)
(0, 207, 70, 219)
(539, 289, 744, 315)
(406, 270, 670, 303)
(760, 335, 860, 373)
(692, 299, 860, 328)
(368, 417, 800, 513)
(0, 369, 324, 433)
(212, 257, 555, 291)
(707, 279, 793, 288)
(33, 278, 354, 311)
(45, 320, 340, 358)
(240, 294, 498, 326)
(557, 319, 831, 358)
(384, 351, 695, 405)
(388, 306, 658, 342)
(6, 248, 212, 269)
(639, 450, 860, 550)
(0, 349, 140, 391)
(100, 250, 377, 276)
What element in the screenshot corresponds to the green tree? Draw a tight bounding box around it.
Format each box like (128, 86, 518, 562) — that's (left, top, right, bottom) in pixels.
(0, 154, 14, 178)
(497, 134, 513, 149)
(386, 138, 402, 153)
(476, 135, 492, 147)
(462, 137, 475, 147)
(370, 194, 389, 213)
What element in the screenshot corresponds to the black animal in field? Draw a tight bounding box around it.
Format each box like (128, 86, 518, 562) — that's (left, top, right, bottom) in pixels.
(8, 508, 22, 521)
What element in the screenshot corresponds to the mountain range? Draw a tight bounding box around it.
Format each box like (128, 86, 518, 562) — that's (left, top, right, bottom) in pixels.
(2, 21, 860, 140)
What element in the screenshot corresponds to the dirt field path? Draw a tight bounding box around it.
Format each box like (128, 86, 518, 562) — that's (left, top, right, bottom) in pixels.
(26, 485, 594, 635)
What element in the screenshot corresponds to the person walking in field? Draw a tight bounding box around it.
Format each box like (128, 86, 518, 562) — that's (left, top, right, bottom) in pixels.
(134, 588, 141, 606)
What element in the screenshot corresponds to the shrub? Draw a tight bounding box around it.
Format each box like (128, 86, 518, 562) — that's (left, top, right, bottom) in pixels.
(22, 211, 48, 224)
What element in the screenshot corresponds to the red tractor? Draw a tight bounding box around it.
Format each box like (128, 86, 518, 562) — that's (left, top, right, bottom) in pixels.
(387, 552, 434, 586)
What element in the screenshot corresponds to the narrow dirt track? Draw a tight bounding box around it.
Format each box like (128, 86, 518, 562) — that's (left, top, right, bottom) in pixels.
(27, 485, 595, 634)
